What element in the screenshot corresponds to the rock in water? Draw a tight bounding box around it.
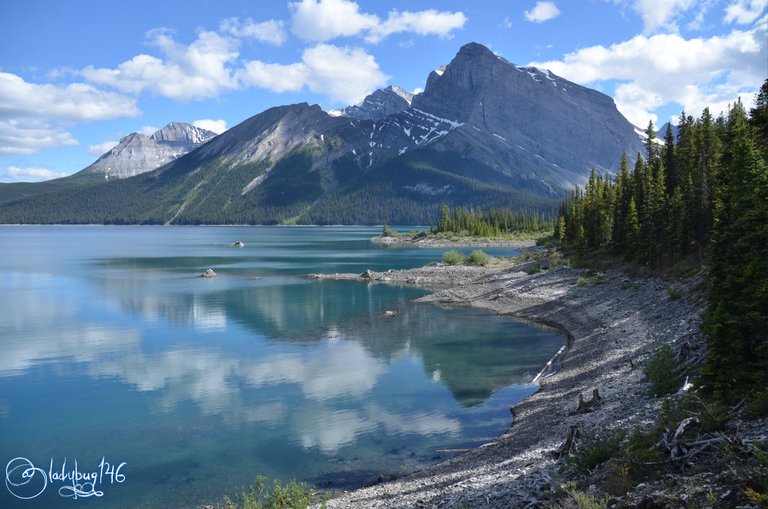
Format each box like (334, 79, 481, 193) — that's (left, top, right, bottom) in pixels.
(201, 268, 217, 278)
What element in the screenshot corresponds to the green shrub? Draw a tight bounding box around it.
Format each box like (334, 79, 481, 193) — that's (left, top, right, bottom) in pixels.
(666, 284, 683, 300)
(442, 250, 464, 265)
(576, 276, 588, 286)
(564, 428, 626, 476)
(381, 221, 395, 237)
(748, 390, 768, 418)
(555, 489, 609, 509)
(465, 249, 490, 266)
(221, 476, 317, 509)
(645, 344, 680, 397)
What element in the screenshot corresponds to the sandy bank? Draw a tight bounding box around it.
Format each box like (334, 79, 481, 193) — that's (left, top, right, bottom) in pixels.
(314, 262, 706, 508)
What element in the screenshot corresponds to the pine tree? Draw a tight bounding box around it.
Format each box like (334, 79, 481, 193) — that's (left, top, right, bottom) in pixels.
(701, 100, 768, 401)
(625, 197, 640, 261)
(751, 79, 768, 159)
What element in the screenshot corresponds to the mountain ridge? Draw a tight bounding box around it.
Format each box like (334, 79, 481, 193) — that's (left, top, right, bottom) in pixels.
(83, 122, 218, 180)
(0, 42, 645, 225)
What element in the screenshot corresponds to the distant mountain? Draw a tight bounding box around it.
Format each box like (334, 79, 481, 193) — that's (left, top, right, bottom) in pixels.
(84, 122, 218, 179)
(0, 43, 645, 225)
(331, 85, 414, 122)
(656, 122, 680, 142)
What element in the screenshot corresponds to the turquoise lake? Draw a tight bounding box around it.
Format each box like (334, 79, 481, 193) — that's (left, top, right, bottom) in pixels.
(0, 226, 565, 508)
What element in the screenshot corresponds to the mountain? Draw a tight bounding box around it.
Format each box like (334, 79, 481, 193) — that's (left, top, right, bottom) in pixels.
(84, 122, 218, 179)
(0, 43, 645, 225)
(331, 85, 414, 121)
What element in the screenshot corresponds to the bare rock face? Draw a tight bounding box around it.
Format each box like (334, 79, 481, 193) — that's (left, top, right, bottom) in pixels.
(407, 42, 645, 190)
(85, 123, 217, 179)
(331, 43, 644, 194)
(340, 86, 414, 122)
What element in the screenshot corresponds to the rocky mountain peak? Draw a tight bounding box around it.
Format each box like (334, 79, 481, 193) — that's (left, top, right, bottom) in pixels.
(149, 122, 217, 145)
(338, 86, 414, 122)
(84, 122, 218, 180)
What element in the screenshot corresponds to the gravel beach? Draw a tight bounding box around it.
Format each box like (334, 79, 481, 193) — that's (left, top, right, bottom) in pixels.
(312, 259, 708, 508)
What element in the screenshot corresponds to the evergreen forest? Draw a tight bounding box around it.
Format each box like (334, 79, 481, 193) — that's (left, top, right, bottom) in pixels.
(556, 81, 768, 403)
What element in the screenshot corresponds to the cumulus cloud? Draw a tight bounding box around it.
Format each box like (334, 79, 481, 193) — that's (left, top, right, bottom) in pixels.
(365, 9, 467, 43)
(88, 140, 119, 155)
(725, 0, 768, 24)
(0, 119, 78, 155)
(290, 0, 379, 41)
(524, 2, 561, 23)
(631, 0, 696, 33)
(81, 28, 240, 101)
(290, 0, 465, 43)
(0, 72, 139, 123)
(5, 165, 70, 182)
(193, 119, 227, 134)
(219, 18, 287, 45)
(240, 43, 388, 104)
(530, 20, 767, 126)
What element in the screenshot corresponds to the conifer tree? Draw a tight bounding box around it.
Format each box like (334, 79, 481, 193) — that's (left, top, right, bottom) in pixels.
(701, 100, 768, 401)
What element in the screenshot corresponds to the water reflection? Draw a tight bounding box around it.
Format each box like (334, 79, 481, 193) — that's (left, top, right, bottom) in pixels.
(0, 226, 565, 508)
(0, 273, 142, 378)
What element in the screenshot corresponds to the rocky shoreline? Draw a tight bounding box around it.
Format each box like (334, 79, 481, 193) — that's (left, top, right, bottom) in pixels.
(314, 260, 710, 508)
(370, 234, 538, 249)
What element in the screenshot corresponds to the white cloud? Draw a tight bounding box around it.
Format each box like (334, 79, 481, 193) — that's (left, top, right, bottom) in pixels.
(240, 43, 388, 105)
(365, 9, 467, 43)
(302, 44, 388, 103)
(290, 0, 465, 43)
(81, 28, 240, 101)
(530, 21, 767, 126)
(5, 165, 70, 182)
(193, 119, 227, 134)
(219, 18, 287, 45)
(632, 0, 696, 33)
(0, 72, 139, 123)
(524, 1, 561, 23)
(0, 118, 78, 155)
(140, 125, 159, 136)
(238, 61, 308, 93)
(290, 0, 379, 41)
(88, 140, 119, 155)
(725, 0, 768, 24)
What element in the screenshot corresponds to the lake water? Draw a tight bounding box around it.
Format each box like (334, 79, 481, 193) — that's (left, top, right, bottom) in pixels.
(0, 226, 564, 508)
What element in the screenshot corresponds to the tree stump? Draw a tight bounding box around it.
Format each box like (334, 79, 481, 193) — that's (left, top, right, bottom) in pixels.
(553, 425, 581, 459)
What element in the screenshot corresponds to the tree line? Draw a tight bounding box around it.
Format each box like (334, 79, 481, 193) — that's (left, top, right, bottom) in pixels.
(432, 204, 555, 236)
(557, 80, 768, 402)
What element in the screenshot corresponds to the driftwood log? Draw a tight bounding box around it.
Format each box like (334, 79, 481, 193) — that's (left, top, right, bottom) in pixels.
(532, 345, 567, 383)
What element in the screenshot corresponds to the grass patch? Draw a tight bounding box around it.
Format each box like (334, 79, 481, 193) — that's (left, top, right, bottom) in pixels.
(576, 271, 607, 286)
(554, 488, 609, 509)
(221, 476, 320, 509)
(564, 428, 626, 476)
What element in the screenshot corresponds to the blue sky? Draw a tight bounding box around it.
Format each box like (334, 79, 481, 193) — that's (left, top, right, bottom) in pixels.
(1, 0, 766, 182)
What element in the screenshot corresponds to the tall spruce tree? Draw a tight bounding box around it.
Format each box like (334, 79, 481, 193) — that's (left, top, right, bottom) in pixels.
(701, 100, 768, 401)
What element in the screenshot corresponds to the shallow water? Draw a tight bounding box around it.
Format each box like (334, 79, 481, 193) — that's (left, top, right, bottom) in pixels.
(0, 226, 565, 508)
